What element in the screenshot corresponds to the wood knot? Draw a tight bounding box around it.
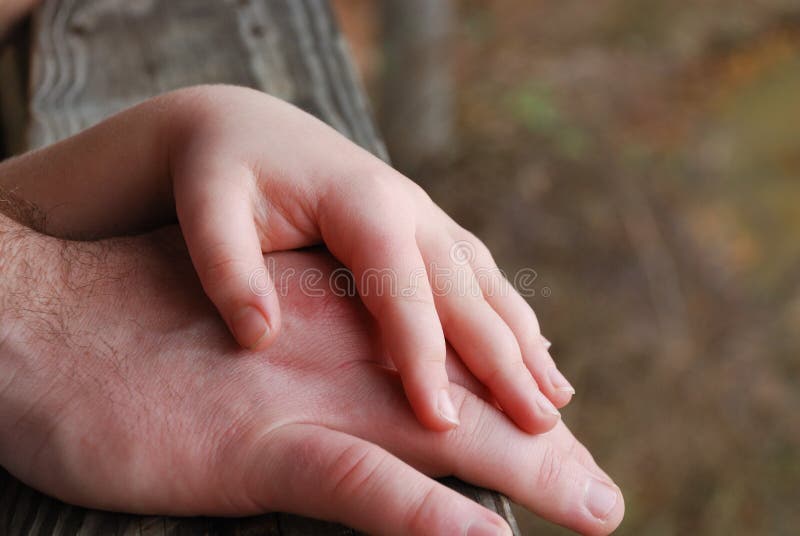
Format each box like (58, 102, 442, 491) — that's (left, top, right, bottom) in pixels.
(250, 24, 264, 38)
(68, 21, 89, 36)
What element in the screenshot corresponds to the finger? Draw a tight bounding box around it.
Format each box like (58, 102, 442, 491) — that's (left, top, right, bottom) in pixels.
(319, 185, 456, 431)
(375, 342, 493, 403)
(457, 229, 575, 408)
(175, 164, 280, 351)
(253, 424, 512, 536)
(443, 341, 492, 401)
(420, 231, 560, 434)
(329, 368, 623, 536)
(447, 388, 624, 535)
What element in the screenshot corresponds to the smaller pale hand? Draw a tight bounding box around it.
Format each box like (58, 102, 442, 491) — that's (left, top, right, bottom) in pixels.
(168, 86, 573, 433)
(0, 85, 574, 434)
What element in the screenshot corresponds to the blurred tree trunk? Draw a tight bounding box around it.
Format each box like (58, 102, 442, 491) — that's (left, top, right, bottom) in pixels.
(380, 0, 454, 172)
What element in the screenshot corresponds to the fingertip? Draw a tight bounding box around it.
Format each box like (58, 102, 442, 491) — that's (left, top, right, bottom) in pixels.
(534, 390, 561, 419)
(494, 376, 561, 435)
(521, 415, 561, 436)
(466, 517, 513, 536)
(582, 478, 625, 535)
(546, 387, 574, 411)
(403, 380, 460, 432)
(525, 337, 575, 409)
(437, 388, 461, 428)
(230, 304, 279, 351)
(392, 341, 456, 431)
(547, 365, 575, 394)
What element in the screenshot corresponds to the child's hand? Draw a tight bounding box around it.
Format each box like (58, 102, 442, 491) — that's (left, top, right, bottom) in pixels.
(168, 86, 573, 433)
(0, 85, 574, 434)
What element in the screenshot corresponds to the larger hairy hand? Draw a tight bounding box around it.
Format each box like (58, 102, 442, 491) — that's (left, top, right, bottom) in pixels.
(0, 227, 623, 535)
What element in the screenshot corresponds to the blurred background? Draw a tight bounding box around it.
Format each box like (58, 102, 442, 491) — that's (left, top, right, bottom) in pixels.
(332, 1, 800, 534)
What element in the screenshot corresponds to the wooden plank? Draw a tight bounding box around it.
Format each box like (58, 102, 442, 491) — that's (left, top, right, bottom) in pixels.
(26, 0, 387, 155)
(0, 0, 520, 534)
(0, 17, 30, 157)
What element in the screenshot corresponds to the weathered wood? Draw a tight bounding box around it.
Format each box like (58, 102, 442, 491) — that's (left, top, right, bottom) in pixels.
(26, 0, 387, 155)
(0, 0, 520, 534)
(0, 18, 30, 157)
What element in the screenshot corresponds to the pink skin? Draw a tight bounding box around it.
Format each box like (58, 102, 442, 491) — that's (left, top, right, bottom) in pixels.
(0, 224, 623, 535)
(0, 85, 574, 434)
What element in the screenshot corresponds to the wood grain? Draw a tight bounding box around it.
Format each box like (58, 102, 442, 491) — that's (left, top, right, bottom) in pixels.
(1, 0, 520, 534)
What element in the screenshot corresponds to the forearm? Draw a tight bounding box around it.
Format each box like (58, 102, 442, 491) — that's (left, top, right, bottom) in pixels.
(0, 91, 185, 239)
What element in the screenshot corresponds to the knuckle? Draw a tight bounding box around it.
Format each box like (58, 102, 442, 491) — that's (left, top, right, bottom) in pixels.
(482, 358, 528, 389)
(447, 393, 493, 471)
(534, 442, 565, 492)
(360, 172, 411, 208)
(411, 354, 448, 370)
(204, 256, 243, 281)
(365, 178, 419, 225)
(494, 325, 525, 358)
(329, 443, 387, 498)
(238, 423, 303, 510)
(459, 230, 493, 262)
(369, 287, 436, 321)
(199, 245, 250, 286)
(393, 338, 447, 377)
(394, 290, 436, 309)
(515, 325, 547, 359)
(568, 437, 598, 469)
(405, 179, 434, 206)
(405, 486, 443, 533)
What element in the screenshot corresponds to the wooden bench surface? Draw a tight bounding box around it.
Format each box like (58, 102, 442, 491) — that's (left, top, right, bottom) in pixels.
(0, 0, 520, 534)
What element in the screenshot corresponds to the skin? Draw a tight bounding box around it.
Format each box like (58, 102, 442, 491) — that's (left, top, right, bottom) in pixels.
(0, 85, 576, 435)
(0, 0, 38, 38)
(0, 216, 624, 535)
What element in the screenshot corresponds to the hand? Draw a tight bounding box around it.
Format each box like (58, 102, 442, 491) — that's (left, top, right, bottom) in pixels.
(0, 85, 572, 434)
(168, 85, 573, 433)
(0, 226, 623, 535)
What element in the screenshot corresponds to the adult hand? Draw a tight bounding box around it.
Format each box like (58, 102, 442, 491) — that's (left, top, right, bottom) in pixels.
(0, 225, 623, 535)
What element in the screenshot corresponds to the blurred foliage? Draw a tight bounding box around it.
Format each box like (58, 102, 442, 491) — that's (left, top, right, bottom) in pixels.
(337, 1, 800, 534)
(505, 83, 592, 160)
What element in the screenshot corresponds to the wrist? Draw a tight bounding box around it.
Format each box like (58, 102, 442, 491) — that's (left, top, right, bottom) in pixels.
(0, 213, 63, 442)
(161, 84, 268, 165)
(0, 217, 60, 469)
(0, 212, 58, 360)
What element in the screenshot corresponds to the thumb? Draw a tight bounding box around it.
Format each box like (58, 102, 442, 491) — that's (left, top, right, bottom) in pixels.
(250, 424, 513, 536)
(175, 168, 280, 350)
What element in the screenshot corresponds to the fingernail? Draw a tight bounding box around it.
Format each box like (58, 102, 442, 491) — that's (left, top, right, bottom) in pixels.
(466, 520, 511, 536)
(540, 334, 552, 349)
(232, 306, 270, 350)
(536, 390, 560, 417)
(438, 389, 460, 426)
(548, 366, 575, 395)
(584, 478, 618, 521)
